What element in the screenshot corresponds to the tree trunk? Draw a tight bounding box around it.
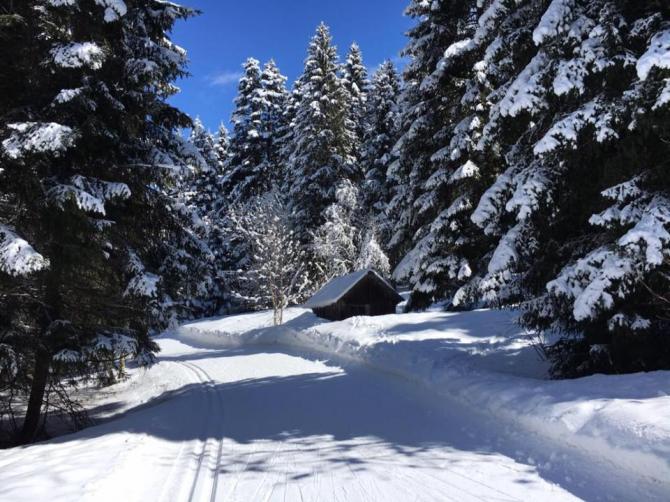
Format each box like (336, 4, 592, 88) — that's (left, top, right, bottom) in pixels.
(19, 350, 50, 444)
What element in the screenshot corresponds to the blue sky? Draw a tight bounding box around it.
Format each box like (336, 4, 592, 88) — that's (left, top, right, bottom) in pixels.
(169, 0, 412, 133)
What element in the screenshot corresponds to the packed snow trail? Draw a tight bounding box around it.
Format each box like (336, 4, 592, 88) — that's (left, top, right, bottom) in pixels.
(0, 337, 589, 502)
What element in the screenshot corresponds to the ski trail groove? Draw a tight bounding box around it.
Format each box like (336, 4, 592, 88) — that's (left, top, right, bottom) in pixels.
(181, 361, 225, 502)
(156, 361, 210, 502)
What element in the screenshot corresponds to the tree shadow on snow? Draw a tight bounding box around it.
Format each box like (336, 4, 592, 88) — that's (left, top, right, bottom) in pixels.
(14, 344, 605, 500)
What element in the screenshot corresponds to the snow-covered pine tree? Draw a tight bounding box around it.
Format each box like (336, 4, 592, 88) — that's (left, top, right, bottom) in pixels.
(512, 1, 670, 376)
(258, 59, 289, 185)
(0, 0, 208, 443)
(214, 122, 231, 171)
(439, 0, 670, 375)
(405, 0, 546, 310)
(182, 118, 228, 313)
(355, 223, 391, 277)
(342, 43, 370, 173)
(361, 61, 401, 254)
(222, 58, 265, 203)
(223, 58, 289, 203)
(388, 0, 471, 306)
(190, 117, 219, 170)
(286, 23, 357, 234)
(312, 180, 361, 281)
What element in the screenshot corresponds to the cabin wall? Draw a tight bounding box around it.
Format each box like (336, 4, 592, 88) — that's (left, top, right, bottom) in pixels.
(312, 275, 400, 321)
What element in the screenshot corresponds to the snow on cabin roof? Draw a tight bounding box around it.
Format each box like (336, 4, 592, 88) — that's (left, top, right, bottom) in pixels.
(304, 269, 398, 309)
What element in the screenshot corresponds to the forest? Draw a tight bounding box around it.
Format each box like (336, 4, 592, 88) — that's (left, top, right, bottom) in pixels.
(1, 0, 670, 446)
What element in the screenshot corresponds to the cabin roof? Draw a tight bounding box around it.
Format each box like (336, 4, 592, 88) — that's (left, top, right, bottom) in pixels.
(304, 269, 400, 309)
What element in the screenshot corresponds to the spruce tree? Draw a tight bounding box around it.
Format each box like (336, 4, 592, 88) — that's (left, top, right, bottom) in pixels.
(388, 0, 471, 306)
(342, 43, 369, 173)
(258, 60, 289, 186)
(0, 0, 206, 443)
(287, 23, 357, 234)
(362, 60, 401, 247)
(214, 122, 231, 172)
(223, 58, 288, 203)
(222, 58, 265, 203)
(391, 0, 670, 375)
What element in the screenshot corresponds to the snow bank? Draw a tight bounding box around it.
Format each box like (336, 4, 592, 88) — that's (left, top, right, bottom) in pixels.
(177, 308, 670, 491)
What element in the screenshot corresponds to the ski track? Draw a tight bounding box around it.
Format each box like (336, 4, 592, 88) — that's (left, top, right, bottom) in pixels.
(0, 336, 655, 501)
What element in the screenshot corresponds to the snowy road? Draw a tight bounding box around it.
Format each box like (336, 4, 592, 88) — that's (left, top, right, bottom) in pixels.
(1, 337, 587, 501)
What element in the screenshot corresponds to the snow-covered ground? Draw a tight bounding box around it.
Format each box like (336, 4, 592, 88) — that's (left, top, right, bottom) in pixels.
(0, 308, 668, 501)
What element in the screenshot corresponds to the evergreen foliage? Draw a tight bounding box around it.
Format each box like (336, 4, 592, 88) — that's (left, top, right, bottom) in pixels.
(0, 0, 210, 442)
(286, 24, 358, 233)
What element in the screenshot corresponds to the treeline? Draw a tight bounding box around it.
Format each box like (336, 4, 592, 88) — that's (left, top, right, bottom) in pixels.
(1, 0, 670, 445)
(183, 25, 401, 317)
(188, 1, 670, 379)
(385, 0, 670, 378)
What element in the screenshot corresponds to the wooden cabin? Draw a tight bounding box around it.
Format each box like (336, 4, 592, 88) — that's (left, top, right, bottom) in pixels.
(305, 269, 403, 321)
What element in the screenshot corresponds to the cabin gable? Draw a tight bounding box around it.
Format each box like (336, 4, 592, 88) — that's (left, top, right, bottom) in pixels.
(307, 270, 402, 321)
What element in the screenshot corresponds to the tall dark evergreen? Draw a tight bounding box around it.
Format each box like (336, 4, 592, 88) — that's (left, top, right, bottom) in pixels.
(287, 23, 357, 233)
(342, 43, 369, 172)
(0, 0, 208, 443)
(222, 58, 265, 203)
(387, 0, 469, 298)
(362, 60, 401, 245)
(223, 58, 289, 203)
(390, 0, 670, 376)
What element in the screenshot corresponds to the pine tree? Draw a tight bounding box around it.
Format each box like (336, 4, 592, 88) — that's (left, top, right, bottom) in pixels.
(361, 60, 401, 246)
(342, 43, 369, 172)
(258, 60, 289, 185)
(214, 122, 231, 172)
(223, 58, 288, 203)
(287, 24, 357, 234)
(0, 0, 207, 443)
(356, 223, 391, 277)
(222, 58, 265, 202)
(312, 180, 361, 280)
(389, 0, 670, 376)
(190, 117, 219, 170)
(387, 0, 471, 305)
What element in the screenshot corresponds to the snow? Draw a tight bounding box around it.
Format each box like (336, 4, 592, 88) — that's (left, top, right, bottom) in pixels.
(94, 0, 127, 22)
(546, 195, 670, 323)
(304, 269, 396, 309)
(487, 223, 522, 274)
(124, 252, 160, 298)
(553, 59, 588, 96)
(637, 29, 670, 81)
(498, 52, 549, 117)
(2, 122, 77, 159)
(46, 177, 130, 216)
(534, 101, 618, 156)
(449, 160, 479, 183)
(0, 224, 50, 276)
(175, 308, 670, 501)
(618, 196, 670, 266)
(533, 0, 575, 45)
(471, 168, 515, 234)
(51, 42, 105, 70)
(654, 78, 670, 110)
(443, 39, 474, 59)
(1, 308, 668, 501)
(53, 88, 83, 104)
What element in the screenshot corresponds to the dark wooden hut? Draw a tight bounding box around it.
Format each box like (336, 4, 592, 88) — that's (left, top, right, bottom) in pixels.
(304, 269, 403, 321)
